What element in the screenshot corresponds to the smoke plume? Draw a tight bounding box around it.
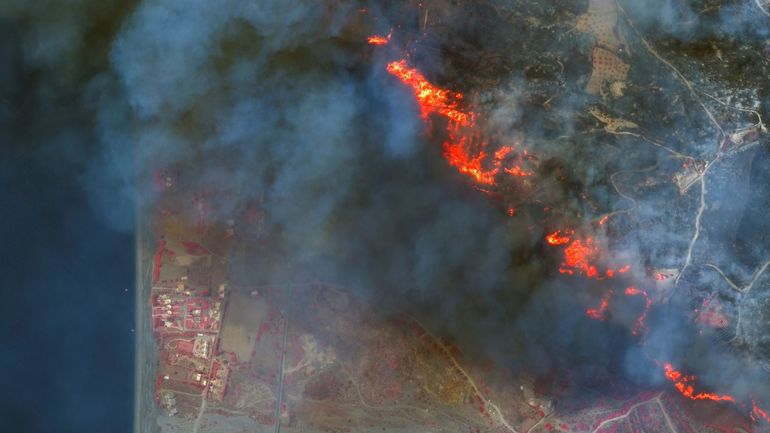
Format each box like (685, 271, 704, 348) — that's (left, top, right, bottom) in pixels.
(3, 0, 769, 428)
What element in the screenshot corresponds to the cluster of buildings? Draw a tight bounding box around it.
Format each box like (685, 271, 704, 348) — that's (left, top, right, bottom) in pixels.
(150, 235, 232, 415)
(148, 167, 275, 419)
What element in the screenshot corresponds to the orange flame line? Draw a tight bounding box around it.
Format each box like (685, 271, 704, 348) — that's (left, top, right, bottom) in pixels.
(586, 290, 613, 320)
(663, 364, 735, 402)
(384, 59, 531, 185)
(386, 60, 469, 124)
(546, 229, 572, 246)
(368, 35, 390, 45)
(624, 287, 652, 335)
(752, 400, 770, 423)
(560, 238, 599, 278)
(367, 30, 392, 45)
(376, 35, 761, 422)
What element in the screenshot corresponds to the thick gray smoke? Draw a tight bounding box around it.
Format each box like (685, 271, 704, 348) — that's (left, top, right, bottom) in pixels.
(4, 0, 769, 424)
(110, 0, 526, 304)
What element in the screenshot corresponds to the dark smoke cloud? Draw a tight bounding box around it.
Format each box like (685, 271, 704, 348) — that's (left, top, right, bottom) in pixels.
(3, 0, 769, 429)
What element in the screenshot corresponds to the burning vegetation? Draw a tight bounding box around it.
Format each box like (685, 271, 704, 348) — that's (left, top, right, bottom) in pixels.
(9, 0, 770, 431)
(380, 55, 533, 186)
(368, 16, 768, 425)
(663, 363, 735, 403)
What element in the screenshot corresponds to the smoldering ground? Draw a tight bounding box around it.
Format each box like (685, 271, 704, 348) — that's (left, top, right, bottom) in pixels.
(3, 0, 769, 429)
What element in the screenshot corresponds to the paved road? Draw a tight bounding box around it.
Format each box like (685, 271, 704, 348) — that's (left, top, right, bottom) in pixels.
(273, 287, 292, 433)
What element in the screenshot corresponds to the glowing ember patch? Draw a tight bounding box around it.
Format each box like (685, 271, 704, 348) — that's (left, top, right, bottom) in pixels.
(494, 146, 513, 160)
(586, 290, 613, 320)
(367, 35, 390, 45)
(546, 230, 572, 245)
(663, 364, 735, 402)
(751, 401, 770, 422)
(442, 139, 495, 184)
(367, 31, 392, 45)
(547, 231, 629, 279)
(383, 59, 531, 184)
(652, 269, 679, 281)
(504, 166, 534, 176)
(585, 287, 651, 335)
(624, 287, 652, 335)
(561, 238, 599, 278)
(386, 60, 470, 124)
(376, 43, 761, 422)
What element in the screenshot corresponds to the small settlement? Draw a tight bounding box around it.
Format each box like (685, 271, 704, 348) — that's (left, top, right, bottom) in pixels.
(151, 237, 231, 415)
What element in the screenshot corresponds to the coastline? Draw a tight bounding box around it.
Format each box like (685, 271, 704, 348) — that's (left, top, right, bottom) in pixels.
(134, 188, 159, 433)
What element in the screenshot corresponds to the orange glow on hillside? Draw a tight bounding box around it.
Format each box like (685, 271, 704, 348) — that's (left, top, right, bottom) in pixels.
(373, 36, 760, 422)
(386, 60, 470, 124)
(384, 59, 531, 184)
(546, 229, 573, 245)
(560, 238, 599, 278)
(624, 287, 652, 335)
(367, 34, 391, 45)
(504, 166, 533, 176)
(663, 364, 735, 402)
(752, 401, 770, 423)
(545, 231, 630, 280)
(586, 290, 613, 320)
(585, 287, 651, 336)
(494, 146, 513, 160)
(442, 138, 494, 184)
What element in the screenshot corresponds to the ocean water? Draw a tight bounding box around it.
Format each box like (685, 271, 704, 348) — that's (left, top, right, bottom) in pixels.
(0, 25, 135, 433)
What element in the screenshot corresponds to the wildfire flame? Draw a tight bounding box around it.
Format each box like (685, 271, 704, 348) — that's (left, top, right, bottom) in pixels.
(624, 287, 652, 336)
(546, 229, 572, 246)
(385, 60, 470, 124)
(560, 237, 599, 278)
(584, 287, 650, 335)
(367, 34, 391, 45)
(663, 364, 735, 402)
(545, 230, 630, 279)
(586, 290, 613, 320)
(605, 264, 630, 278)
(442, 134, 495, 184)
(371, 33, 766, 425)
(381, 58, 531, 184)
(752, 401, 770, 423)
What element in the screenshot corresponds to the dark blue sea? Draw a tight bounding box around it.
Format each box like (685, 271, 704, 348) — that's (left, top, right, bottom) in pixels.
(1, 21, 135, 433)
